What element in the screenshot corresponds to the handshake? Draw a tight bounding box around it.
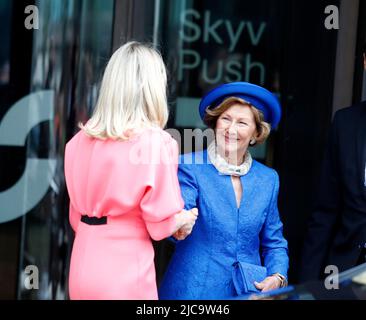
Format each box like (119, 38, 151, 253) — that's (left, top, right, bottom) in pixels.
(173, 208, 199, 240)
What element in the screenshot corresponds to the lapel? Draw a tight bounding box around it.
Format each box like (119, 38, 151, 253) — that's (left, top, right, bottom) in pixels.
(239, 162, 258, 212)
(207, 158, 259, 212)
(356, 103, 366, 196)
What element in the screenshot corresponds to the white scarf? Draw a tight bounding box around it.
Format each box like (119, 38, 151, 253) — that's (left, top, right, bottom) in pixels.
(207, 142, 252, 176)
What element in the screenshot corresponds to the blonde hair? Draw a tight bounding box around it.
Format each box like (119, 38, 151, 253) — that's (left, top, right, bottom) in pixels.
(204, 97, 271, 145)
(80, 41, 168, 140)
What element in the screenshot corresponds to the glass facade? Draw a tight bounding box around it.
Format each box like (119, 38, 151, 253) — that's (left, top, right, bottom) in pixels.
(0, 0, 114, 299)
(356, 0, 366, 101)
(158, 0, 290, 161)
(0, 0, 17, 300)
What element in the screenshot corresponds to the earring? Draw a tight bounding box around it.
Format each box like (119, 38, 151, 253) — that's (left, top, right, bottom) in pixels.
(250, 139, 256, 146)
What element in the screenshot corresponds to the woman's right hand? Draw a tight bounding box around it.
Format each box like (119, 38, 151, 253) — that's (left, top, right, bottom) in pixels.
(173, 208, 198, 240)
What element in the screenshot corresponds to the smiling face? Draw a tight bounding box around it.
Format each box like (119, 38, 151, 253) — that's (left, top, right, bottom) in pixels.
(215, 103, 257, 161)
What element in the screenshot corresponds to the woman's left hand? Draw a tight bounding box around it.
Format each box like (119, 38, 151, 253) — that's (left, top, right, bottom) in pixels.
(254, 276, 281, 292)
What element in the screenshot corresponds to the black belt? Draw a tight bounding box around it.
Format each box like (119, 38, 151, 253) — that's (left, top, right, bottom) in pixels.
(81, 215, 107, 225)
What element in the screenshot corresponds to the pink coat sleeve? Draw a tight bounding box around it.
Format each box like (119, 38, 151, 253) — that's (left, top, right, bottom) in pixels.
(140, 137, 184, 241)
(65, 140, 82, 233)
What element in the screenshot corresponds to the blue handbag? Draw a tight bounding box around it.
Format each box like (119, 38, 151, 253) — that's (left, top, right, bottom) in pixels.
(232, 261, 267, 295)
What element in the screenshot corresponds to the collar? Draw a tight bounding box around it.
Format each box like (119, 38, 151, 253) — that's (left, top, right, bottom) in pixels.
(207, 142, 252, 176)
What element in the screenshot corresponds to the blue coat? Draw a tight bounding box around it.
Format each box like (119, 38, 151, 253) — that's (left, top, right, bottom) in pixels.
(159, 150, 289, 299)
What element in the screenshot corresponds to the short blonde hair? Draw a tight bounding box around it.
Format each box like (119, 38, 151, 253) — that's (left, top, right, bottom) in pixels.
(204, 97, 271, 145)
(80, 41, 168, 140)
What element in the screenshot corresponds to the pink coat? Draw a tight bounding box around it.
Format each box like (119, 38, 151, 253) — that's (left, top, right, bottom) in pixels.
(64, 128, 184, 299)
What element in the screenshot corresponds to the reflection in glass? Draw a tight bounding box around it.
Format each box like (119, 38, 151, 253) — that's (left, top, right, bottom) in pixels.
(158, 0, 284, 161)
(17, 0, 114, 299)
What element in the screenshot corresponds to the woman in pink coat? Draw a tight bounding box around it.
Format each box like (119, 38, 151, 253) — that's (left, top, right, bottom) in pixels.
(64, 42, 198, 300)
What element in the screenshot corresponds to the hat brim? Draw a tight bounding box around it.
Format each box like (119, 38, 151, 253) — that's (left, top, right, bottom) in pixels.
(199, 82, 281, 129)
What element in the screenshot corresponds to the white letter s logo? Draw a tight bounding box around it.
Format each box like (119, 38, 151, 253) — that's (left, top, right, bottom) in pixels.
(0, 90, 56, 223)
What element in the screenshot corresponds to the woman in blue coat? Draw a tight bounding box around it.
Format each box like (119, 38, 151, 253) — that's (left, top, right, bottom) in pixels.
(159, 82, 289, 299)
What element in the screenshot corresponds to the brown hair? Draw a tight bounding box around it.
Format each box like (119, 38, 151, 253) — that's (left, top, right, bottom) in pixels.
(204, 97, 271, 145)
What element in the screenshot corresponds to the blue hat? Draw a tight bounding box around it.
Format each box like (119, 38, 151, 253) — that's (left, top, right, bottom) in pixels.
(199, 82, 282, 129)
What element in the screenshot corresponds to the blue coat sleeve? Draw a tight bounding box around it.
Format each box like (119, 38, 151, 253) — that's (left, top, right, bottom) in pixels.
(167, 158, 199, 244)
(259, 170, 289, 279)
(177, 161, 199, 210)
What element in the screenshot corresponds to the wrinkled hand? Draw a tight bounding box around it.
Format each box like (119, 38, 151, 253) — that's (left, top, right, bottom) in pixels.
(254, 276, 281, 292)
(173, 208, 198, 240)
